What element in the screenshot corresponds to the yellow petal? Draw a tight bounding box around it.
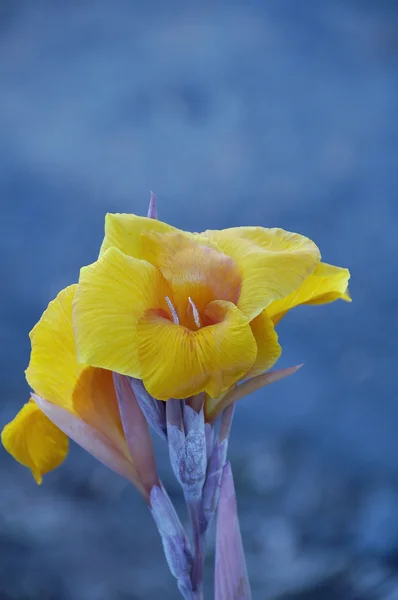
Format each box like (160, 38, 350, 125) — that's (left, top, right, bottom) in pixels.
(28, 370, 146, 492)
(141, 231, 242, 329)
(72, 366, 130, 459)
(13, 284, 138, 487)
(25, 283, 131, 456)
(32, 393, 144, 493)
(25, 285, 83, 411)
(73, 247, 170, 376)
(136, 300, 257, 400)
(204, 226, 321, 321)
(1, 399, 68, 484)
(267, 262, 351, 325)
(99, 213, 178, 258)
(246, 310, 281, 379)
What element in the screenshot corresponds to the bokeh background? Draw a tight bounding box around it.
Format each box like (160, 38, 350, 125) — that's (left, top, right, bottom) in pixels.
(0, 1, 397, 598)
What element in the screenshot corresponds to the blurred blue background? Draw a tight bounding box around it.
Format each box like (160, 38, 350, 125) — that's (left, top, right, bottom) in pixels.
(0, 1, 397, 598)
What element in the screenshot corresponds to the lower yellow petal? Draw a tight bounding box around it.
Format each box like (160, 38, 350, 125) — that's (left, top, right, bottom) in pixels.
(204, 311, 281, 420)
(72, 366, 130, 459)
(25, 285, 84, 411)
(99, 213, 178, 258)
(246, 310, 281, 379)
(73, 247, 170, 376)
(1, 399, 68, 484)
(137, 301, 257, 400)
(267, 262, 351, 325)
(32, 393, 144, 492)
(9, 281, 141, 487)
(204, 227, 321, 321)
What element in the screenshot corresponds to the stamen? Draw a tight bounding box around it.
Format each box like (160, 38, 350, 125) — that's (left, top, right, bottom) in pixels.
(165, 296, 179, 325)
(188, 296, 201, 328)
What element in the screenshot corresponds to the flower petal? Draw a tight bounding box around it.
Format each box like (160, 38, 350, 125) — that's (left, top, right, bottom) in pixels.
(25, 282, 133, 464)
(246, 310, 281, 379)
(71, 366, 131, 460)
(99, 213, 177, 258)
(32, 394, 145, 493)
(267, 262, 351, 324)
(25, 285, 84, 411)
(8, 280, 145, 488)
(73, 247, 170, 377)
(141, 231, 242, 329)
(204, 226, 321, 320)
(137, 301, 257, 400)
(1, 399, 68, 484)
(203, 311, 281, 423)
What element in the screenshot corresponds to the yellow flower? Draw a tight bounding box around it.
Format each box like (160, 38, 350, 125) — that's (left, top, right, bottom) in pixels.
(2, 207, 351, 484)
(1, 285, 155, 494)
(73, 213, 346, 404)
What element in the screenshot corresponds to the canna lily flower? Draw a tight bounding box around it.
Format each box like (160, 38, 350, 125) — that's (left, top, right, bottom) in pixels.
(72, 213, 350, 415)
(1, 285, 158, 496)
(0, 197, 351, 600)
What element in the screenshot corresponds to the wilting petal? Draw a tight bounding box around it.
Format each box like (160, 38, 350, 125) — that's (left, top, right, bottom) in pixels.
(246, 310, 281, 379)
(204, 226, 321, 321)
(215, 462, 252, 600)
(267, 262, 351, 324)
(32, 393, 145, 494)
(25, 285, 84, 410)
(141, 231, 242, 329)
(73, 247, 170, 377)
(1, 399, 68, 484)
(137, 301, 257, 400)
(99, 212, 177, 258)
